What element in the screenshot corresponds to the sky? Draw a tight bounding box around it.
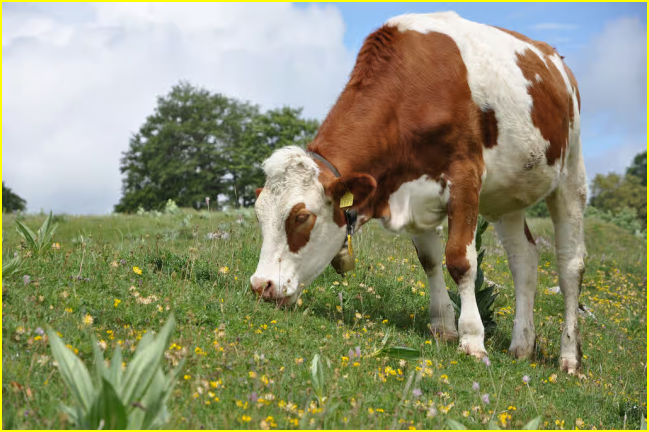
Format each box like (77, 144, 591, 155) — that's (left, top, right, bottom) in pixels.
(3, 2, 647, 215)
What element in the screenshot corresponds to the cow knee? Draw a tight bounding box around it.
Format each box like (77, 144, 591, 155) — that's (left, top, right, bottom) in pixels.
(446, 252, 471, 286)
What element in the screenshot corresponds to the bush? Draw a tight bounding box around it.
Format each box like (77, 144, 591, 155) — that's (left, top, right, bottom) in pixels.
(585, 206, 646, 237)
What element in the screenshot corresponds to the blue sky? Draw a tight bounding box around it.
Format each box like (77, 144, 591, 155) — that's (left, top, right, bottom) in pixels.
(3, 3, 646, 214)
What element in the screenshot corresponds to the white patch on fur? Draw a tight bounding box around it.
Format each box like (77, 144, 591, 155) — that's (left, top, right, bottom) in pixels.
(382, 175, 449, 234)
(385, 12, 580, 220)
(456, 236, 486, 356)
(252, 146, 345, 304)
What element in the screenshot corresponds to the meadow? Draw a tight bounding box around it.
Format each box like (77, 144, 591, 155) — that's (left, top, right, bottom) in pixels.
(2, 209, 646, 429)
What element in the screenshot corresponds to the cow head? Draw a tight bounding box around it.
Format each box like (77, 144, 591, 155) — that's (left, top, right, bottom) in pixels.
(250, 146, 376, 305)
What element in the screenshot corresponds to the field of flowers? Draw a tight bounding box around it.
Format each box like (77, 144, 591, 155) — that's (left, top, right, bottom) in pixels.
(2, 210, 646, 429)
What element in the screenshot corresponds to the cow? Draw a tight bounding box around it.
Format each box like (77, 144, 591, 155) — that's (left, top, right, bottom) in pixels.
(250, 11, 586, 374)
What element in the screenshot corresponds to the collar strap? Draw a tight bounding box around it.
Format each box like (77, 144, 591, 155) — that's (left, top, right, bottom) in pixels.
(307, 150, 357, 238)
(307, 151, 342, 178)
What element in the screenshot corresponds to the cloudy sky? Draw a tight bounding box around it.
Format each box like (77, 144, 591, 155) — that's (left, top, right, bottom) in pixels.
(3, 2, 646, 214)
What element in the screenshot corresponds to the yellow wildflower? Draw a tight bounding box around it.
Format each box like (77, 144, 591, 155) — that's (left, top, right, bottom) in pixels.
(133, 266, 142, 275)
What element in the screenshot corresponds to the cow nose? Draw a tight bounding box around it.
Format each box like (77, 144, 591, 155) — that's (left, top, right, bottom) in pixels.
(250, 277, 275, 297)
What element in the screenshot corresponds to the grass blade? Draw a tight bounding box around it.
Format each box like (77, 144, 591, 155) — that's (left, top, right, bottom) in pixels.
(446, 418, 468, 429)
(88, 378, 128, 430)
(522, 416, 543, 430)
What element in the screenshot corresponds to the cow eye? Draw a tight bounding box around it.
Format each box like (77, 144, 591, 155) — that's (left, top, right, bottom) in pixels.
(295, 213, 311, 224)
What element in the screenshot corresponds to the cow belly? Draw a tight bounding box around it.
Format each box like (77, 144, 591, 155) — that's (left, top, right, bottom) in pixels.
(478, 151, 561, 221)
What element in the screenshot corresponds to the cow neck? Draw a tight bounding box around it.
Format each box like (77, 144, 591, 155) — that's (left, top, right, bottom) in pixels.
(306, 150, 358, 238)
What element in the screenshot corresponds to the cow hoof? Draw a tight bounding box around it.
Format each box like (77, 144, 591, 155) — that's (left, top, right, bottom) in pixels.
(458, 337, 487, 359)
(429, 327, 459, 343)
(560, 357, 580, 375)
(508, 336, 535, 359)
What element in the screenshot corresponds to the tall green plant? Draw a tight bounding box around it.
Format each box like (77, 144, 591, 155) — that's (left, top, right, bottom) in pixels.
(15, 211, 59, 256)
(48, 315, 184, 430)
(448, 216, 499, 338)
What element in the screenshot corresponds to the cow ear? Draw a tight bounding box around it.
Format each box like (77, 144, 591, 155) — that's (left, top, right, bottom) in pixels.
(325, 173, 376, 209)
(255, 188, 264, 199)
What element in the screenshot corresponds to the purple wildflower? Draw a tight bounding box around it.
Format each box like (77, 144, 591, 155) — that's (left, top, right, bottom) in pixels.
(412, 388, 422, 397)
(482, 356, 491, 367)
(355, 346, 361, 358)
(523, 375, 530, 384)
(34, 327, 44, 336)
(249, 391, 258, 403)
(472, 381, 480, 391)
(481, 393, 490, 404)
(348, 349, 354, 359)
(23, 275, 31, 285)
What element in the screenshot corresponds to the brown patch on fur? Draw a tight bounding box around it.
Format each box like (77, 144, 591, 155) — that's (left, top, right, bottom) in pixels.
(285, 203, 317, 253)
(524, 220, 536, 245)
(348, 26, 401, 88)
(492, 26, 557, 57)
(311, 29, 484, 238)
(255, 188, 264, 199)
(479, 107, 499, 148)
(515, 49, 571, 166)
(493, 25, 578, 166)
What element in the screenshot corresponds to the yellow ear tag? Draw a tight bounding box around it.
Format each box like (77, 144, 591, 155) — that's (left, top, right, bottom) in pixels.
(340, 191, 354, 208)
(347, 234, 353, 256)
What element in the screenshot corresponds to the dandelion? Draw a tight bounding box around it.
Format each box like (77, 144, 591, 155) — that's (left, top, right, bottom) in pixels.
(114, 299, 121, 307)
(481, 394, 490, 404)
(82, 314, 94, 326)
(133, 266, 142, 275)
(184, 374, 191, 380)
(472, 381, 480, 391)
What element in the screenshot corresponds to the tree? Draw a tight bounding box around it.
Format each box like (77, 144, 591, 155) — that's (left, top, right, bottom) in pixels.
(589, 150, 647, 223)
(226, 107, 320, 207)
(3, 182, 26, 212)
(526, 200, 550, 218)
(115, 82, 320, 212)
(626, 151, 646, 185)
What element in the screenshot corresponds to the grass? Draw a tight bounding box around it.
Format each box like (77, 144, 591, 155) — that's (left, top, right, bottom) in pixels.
(2, 210, 646, 430)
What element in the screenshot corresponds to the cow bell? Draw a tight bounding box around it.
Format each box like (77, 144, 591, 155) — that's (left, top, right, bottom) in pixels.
(330, 243, 355, 275)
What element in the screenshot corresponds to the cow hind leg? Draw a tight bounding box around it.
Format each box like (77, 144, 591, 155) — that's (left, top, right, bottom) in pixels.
(495, 211, 539, 359)
(545, 148, 587, 374)
(412, 230, 458, 342)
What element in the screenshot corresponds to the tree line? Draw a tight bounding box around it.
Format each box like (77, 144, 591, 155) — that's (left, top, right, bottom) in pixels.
(114, 82, 320, 212)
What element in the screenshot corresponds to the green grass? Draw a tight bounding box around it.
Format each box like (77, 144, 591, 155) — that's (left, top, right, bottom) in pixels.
(2, 210, 646, 430)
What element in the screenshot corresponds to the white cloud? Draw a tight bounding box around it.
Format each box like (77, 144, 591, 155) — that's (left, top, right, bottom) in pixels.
(572, 16, 647, 178)
(531, 22, 577, 31)
(3, 3, 353, 214)
(576, 17, 647, 135)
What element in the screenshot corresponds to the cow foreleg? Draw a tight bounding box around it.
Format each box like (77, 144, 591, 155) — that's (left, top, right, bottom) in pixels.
(446, 176, 486, 358)
(412, 231, 458, 342)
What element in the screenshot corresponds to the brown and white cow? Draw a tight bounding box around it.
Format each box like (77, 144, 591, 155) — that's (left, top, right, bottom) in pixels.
(250, 12, 586, 374)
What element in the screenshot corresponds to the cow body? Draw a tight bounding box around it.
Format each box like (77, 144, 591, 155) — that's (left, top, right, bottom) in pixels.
(252, 12, 587, 374)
